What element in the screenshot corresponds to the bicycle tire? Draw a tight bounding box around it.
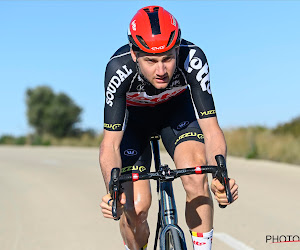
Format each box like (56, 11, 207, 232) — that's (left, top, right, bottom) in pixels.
(163, 228, 183, 250)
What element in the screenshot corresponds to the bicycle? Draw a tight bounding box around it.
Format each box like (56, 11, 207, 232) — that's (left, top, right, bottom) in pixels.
(109, 135, 233, 250)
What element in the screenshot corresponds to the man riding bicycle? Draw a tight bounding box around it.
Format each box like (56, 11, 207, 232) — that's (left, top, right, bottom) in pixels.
(100, 6, 239, 250)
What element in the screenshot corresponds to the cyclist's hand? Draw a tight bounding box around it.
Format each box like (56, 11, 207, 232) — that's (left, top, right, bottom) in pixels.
(100, 193, 126, 219)
(211, 178, 238, 205)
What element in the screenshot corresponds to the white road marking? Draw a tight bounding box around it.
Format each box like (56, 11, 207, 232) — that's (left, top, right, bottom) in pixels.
(214, 232, 255, 250)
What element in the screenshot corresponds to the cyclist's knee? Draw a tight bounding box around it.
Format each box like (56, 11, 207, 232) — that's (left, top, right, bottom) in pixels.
(182, 174, 210, 197)
(124, 195, 151, 226)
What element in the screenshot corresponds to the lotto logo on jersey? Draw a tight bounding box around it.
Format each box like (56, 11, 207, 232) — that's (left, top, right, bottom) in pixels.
(184, 49, 211, 94)
(106, 65, 133, 107)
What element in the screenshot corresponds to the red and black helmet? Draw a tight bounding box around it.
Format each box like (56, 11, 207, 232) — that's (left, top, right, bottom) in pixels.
(128, 6, 181, 54)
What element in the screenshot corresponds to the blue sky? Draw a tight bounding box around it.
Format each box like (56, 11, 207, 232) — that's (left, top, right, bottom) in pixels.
(1, 0, 299, 136)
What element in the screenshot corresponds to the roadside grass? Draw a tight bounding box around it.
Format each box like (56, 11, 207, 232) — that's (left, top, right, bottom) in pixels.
(41, 133, 103, 147)
(1, 126, 299, 165)
(224, 127, 300, 165)
(0, 133, 103, 147)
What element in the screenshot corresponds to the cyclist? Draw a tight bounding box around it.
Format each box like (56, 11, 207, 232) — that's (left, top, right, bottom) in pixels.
(100, 6, 238, 250)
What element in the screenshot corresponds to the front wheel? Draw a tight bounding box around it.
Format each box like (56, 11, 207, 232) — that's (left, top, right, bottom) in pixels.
(164, 228, 183, 250)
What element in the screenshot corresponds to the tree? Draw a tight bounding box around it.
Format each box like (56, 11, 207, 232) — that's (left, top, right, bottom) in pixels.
(26, 86, 82, 138)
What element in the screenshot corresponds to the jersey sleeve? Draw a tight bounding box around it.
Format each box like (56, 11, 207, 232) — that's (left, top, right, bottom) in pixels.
(179, 42, 216, 119)
(103, 57, 133, 131)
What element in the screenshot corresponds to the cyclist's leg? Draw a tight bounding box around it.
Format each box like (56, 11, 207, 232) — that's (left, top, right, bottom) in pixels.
(120, 179, 151, 250)
(173, 140, 213, 233)
(120, 146, 152, 249)
(160, 91, 214, 249)
(119, 108, 154, 250)
(162, 128, 213, 233)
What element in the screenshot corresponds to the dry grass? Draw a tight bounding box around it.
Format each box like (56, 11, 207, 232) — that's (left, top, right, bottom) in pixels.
(45, 133, 103, 147)
(21, 133, 103, 147)
(50, 134, 102, 147)
(224, 128, 300, 165)
(2, 127, 299, 165)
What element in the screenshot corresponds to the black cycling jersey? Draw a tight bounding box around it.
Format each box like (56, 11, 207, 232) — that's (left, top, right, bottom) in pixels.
(103, 39, 216, 132)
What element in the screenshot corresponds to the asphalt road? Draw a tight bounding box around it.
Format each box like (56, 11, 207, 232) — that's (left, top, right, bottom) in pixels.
(1, 146, 299, 250)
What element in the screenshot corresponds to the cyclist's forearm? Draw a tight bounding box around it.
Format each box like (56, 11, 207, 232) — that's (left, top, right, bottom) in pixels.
(204, 130, 227, 166)
(99, 146, 122, 192)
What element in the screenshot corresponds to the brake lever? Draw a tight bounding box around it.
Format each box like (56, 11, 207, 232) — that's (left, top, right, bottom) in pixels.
(214, 155, 233, 208)
(109, 168, 121, 220)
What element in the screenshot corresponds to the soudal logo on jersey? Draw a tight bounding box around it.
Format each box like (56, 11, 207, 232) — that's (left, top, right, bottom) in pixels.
(124, 149, 138, 156)
(177, 121, 189, 130)
(106, 65, 133, 107)
(184, 49, 211, 94)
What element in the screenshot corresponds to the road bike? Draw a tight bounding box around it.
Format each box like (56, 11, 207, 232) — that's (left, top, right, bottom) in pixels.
(109, 135, 233, 250)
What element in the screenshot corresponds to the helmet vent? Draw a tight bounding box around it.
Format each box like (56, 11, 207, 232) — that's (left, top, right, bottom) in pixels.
(136, 35, 150, 49)
(145, 11, 161, 35)
(167, 30, 176, 47)
(143, 7, 159, 13)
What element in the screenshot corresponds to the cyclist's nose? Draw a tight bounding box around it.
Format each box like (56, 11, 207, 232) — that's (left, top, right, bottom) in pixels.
(156, 62, 167, 76)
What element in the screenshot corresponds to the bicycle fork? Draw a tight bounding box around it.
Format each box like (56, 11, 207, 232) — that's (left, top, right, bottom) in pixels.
(151, 137, 187, 250)
(159, 180, 187, 250)
(160, 181, 178, 226)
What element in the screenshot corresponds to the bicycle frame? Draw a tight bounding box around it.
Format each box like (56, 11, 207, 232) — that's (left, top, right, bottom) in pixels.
(151, 136, 187, 250)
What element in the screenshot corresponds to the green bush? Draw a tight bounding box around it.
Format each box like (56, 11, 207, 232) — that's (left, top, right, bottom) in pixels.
(0, 135, 15, 144)
(0, 135, 27, 145)
(14, 136, 27, 145)
(28, 134, 51, 146)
